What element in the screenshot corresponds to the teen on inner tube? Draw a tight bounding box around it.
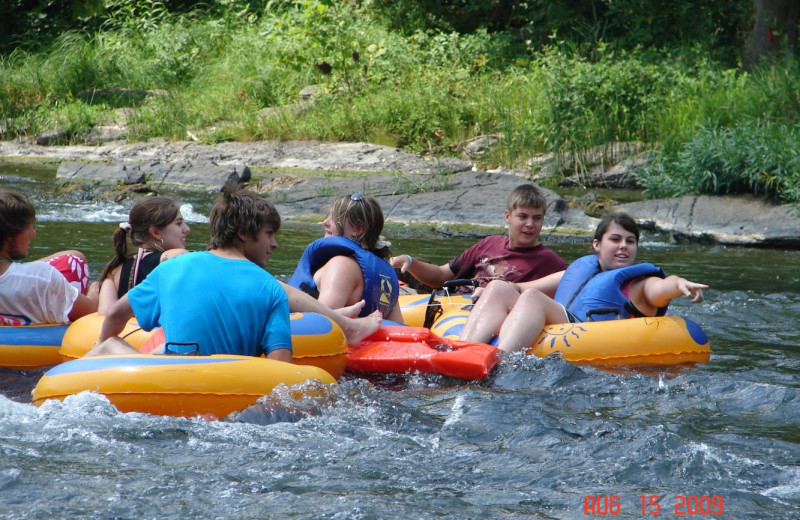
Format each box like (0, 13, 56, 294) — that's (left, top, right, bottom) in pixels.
(458, 212, 708, 353)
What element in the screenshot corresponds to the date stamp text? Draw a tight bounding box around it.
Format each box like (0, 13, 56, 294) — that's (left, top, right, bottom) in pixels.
(583, 495, 724, 515)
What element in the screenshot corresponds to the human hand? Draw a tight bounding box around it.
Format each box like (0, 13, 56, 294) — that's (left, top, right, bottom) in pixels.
(161, 248, 189, 262)
(390, 254, 412, 273)
(678, 279, 708, 303)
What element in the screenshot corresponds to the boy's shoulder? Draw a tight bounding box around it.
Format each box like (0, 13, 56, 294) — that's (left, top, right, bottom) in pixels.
(477, 234, 509, 244)
(11, 261, 61, 277)
(464, 234, 509, 253)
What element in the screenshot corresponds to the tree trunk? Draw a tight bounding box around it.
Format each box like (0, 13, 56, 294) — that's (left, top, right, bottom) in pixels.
(744, 0, 800, 68)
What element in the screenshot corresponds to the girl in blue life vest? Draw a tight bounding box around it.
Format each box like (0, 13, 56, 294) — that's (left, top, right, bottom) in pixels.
(459, 212, 708, 353)
(289, 193, 403, 322)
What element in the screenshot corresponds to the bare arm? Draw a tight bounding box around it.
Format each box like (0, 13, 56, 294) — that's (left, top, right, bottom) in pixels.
(513, 270, 565, 298)
(632, 275, 708, 315)
(68, 281, 100, 321)
(386, 302, 405, 323)
(314, 255, 364, 309)
(97, 251, 186, 315)
(281, 281, 362, 318)
(266, 348, 293, 363)
(99, 294, 135, 342)
(278, 281, 383, 346)
(97, 276, 119, 316)
(389, 255, 457, 289)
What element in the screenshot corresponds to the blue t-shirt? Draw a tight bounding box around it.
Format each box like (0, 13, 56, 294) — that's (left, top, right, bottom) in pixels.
(128, 251, 291, 357)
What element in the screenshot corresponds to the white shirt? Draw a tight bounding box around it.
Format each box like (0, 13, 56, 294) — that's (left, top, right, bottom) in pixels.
(0, 262, 79, 324)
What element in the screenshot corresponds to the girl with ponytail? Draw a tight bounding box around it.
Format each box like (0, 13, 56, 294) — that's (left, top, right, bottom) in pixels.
(97, 196, 190, 315)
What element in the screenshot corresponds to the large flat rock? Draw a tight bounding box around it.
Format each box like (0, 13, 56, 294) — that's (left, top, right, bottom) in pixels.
(266, 170, 593, 235)
(0, 139, 472, 175)
(618, 195, 800, 248)
(2, 138, 799, 247)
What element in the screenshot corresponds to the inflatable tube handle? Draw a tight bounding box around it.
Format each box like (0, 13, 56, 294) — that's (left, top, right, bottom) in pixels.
(585, 307, 621, 321)
(423, 280, 478, 329)
(442, 279, 478, 290)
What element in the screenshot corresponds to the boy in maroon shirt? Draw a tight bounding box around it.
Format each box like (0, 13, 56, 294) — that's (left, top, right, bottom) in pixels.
(390, 184, 568, 291)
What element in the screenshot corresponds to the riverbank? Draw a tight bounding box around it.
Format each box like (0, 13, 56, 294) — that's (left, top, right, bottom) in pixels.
(2, 138, 799, 248)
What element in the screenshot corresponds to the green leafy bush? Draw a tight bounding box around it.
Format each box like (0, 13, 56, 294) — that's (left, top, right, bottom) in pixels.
(2, 0, 799, 204)
(641, 120, 800, 202)
(537, 47, 683, 168)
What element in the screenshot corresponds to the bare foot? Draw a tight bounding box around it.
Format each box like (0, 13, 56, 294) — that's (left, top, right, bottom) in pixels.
(336, 299, 366, 319)
(84, 336, 140, 357)
(341, 310, 382, 346)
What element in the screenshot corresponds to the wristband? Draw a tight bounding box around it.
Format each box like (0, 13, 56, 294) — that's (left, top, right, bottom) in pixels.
(407, 255, 413, 267)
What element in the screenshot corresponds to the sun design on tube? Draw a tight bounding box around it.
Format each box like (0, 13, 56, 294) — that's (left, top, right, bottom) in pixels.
(537, 323, 588, 350)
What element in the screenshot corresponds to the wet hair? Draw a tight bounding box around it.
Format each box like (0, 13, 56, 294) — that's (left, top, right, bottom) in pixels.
(99, 196, 181, 283)
(593, 212, 640, 243)
(208, 187, 280, 249)
(506, 184, 547, 213)
(328, 194, 390, 258)
(0, 189, 36, 251)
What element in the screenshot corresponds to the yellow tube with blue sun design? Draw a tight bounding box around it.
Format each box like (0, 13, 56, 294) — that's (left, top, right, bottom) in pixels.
(431, 307, 711, 368)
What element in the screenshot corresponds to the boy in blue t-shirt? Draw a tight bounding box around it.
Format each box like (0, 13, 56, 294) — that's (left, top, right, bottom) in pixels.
(95, 188, 292, 362)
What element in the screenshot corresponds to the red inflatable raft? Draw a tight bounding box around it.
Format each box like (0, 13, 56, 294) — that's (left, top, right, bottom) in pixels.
(346, 326, 501, 381)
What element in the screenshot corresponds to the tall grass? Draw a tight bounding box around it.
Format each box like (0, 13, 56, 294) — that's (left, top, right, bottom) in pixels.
(640, 55, 800, 202)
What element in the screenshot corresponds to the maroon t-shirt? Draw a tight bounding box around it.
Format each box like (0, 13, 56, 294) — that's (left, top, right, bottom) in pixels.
(448, 235, 568, 287)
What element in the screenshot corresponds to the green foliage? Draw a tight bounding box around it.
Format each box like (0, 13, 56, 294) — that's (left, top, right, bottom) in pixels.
(641, 54, 800, 202)
(367, 0, 751, 66)
(592, 0, 750, 64)
(21, 97, 105, 143)
(2, 0, 799, 204)
(96, 16, 226, 87)
(0, 0, 105, 53)
(45, 32, 105, 94)
(536, 47, 681, 172)
(101, 0, 173, 32)
(258, 1, 370, 94)
(747, 56, 800, 124)
(126, 93, 194, 141)
(641, 120, 800, 202)
(349, 78, 480, 150)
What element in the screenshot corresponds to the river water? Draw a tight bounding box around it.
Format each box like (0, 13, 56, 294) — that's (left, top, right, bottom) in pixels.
(1, 162, 799, 519)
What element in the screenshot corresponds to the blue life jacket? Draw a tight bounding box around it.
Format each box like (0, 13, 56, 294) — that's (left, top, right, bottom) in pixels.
(288, 236, 399, 318)
(554, 255, 667, 322)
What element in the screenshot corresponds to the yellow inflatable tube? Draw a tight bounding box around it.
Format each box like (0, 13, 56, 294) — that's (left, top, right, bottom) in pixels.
(398, 293, 473, 327)
(529, 316, 711, 366)
(31, 354, 336, 419)
(59, 312, 349, 379)
(286, 312, 348, 379)
(59, 314, 156, 361)
(431, 308, 711, 368)
(1, 323, 70, 369)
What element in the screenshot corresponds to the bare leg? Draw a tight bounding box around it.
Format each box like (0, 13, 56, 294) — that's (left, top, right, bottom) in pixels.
(338, 309, 383, 346)
(495, 289, 567, 353)
(280, 282, 381, 346)
(35, 249, 87, 263)
(84, 336, 141, 357)
(460, 280, 522, 344)
(336, 299, 366, 318)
